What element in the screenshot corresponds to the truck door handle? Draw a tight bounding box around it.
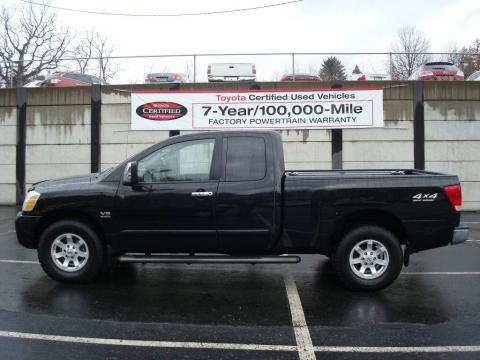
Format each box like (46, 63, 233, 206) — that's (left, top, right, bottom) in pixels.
(191, 191, 213, 197)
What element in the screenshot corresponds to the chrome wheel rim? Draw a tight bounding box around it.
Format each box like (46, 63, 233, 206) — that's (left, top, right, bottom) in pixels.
(349, 239, 389, 280)
(50, 233, 89, 272)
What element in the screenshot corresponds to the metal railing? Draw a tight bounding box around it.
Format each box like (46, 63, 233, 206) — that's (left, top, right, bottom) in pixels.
(2, 51, 479, 86)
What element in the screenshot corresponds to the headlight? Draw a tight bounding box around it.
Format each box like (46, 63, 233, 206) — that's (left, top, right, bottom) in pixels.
(22, 190, 41, 212)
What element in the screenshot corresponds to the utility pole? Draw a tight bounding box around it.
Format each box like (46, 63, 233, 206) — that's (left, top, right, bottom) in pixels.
(99, 57, 103, 80)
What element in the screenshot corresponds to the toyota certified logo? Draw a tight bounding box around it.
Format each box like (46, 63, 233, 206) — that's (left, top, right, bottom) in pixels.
(136, 102, 188, 121)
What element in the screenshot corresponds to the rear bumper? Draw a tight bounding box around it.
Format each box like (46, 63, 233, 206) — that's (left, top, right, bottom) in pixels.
(451, 224, 469, 245)
(15, 212, 41, 249)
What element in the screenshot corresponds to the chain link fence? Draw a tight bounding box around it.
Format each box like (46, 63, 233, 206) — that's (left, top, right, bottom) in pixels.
(1, 51, 479, 87)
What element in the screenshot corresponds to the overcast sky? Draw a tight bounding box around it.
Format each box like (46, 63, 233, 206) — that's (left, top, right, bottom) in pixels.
(3, 0, 480, 83)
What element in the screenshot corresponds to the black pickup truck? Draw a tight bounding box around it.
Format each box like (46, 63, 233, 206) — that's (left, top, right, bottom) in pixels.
(16, 131, 469, 290)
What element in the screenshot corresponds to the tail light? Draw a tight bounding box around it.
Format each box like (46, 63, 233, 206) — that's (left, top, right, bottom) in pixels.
(145, 74, 153, 81)
(444, 184, 462, 212)
(171, 74, 181, 80)
(252, 65, 256, 75)
(207, 65, 211, 75)
(456, 70, 464, 77)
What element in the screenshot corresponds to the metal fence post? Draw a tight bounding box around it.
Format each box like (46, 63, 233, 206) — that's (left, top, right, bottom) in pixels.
(15, 87, 27, 205)
(389, 52, 393, 79)
(169, 84, 180, 137)
(193, 54, 197, 83)
(331, 80, 343, 169)
(91, 84, 102, 173)
(413, 81, 425, 170)
(292, 53, 295, 81)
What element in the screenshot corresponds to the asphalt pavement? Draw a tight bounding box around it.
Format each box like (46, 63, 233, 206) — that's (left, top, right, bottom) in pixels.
(1, 205, 480, 359)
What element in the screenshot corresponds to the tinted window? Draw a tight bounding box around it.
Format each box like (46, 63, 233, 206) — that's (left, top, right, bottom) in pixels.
(425, 63, 457, 71)
(225, 137, 266, 181)
(64, 73, 93, 84)
(138, 139, 215, 182)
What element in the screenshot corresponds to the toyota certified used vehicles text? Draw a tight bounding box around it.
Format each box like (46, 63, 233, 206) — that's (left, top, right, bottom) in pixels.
(41, 72, 108, 87)
(16, 131, 468, 291)
(207, 63, 256, 82)
(408, 62, 464, 81)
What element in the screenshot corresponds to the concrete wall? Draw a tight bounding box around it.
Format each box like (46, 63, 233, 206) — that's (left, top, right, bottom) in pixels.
(424, 82, 480, 211)
(1, 81, 479, 211)
(0, 89, 16, 204)
(101, 87, 170, 171)
(343, 82, 414, 170)
(25, 88, 91, 190)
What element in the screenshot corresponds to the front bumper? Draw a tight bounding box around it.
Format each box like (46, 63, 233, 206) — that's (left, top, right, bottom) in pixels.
(451, 224, 469, 245)
(15, 212, 42, 249)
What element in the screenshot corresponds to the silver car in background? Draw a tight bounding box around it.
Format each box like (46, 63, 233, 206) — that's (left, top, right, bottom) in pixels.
(145, 73, 184, 84)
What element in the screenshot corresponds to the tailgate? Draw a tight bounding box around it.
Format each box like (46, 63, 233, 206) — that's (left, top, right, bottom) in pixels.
(210, 64, 254, 77)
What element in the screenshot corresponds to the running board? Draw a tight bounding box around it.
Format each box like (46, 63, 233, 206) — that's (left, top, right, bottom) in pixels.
(117, 254, 301, 264)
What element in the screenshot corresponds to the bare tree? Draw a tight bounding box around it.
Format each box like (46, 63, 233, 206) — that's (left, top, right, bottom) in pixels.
(0, 0, 70, 87)
(390, 26, 430, 80)
(73, 31, 95, 74)
(94, 33, 117, 82)
(443, 42, 462, 66)
(72, 30, 118, 82)
(458, 39, 480, 78)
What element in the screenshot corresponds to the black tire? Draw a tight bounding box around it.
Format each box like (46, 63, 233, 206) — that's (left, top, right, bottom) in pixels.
(333, 225, 403, 291)
(38, 220, 104, 283)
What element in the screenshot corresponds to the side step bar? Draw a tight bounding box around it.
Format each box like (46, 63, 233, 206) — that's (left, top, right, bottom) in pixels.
(118, 254, 301, 264)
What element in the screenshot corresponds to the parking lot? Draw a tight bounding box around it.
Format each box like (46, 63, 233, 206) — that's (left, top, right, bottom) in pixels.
(1, 205, 480, 359)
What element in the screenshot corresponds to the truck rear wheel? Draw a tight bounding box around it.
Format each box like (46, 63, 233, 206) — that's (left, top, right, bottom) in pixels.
(38, 220, 104, 283)
(333, 225, 403, 291)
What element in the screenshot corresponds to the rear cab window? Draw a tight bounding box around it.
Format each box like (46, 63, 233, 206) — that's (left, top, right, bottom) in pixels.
(225, 137, 266, 181)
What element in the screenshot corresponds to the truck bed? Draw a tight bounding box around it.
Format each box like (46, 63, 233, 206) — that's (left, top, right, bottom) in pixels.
(282, 168, 461, 254)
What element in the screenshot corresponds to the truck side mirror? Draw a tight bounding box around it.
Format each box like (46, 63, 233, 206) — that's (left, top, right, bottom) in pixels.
(122, 161, 138, 186)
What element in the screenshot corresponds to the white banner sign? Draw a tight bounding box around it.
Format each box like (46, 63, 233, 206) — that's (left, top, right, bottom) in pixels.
(131, 88, 384, 130)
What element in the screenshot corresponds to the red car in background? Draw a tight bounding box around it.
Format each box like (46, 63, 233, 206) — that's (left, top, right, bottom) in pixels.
(280, 74, 321, 81)
(408, 62, 464, 80)
(41, 72, 107, 87)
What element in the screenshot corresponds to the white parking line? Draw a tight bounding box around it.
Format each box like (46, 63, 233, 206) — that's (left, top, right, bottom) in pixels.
(402, 271, 480, 275)
(0, 330, 297, 352)
(1, 330, 479, 354)
(283, 274, 316, 360)
(0, 259, 39, 264)
(0, 230, 15, 236)
(313, 345, 480, 353)
(464, 222, 480, 225)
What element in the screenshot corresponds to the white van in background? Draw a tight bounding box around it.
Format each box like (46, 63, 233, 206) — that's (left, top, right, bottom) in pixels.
(207, 63, 256, 82)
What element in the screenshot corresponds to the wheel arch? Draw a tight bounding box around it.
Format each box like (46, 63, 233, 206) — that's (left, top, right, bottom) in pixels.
(34, 210, 106, 249)
(329, 209, 407, 254)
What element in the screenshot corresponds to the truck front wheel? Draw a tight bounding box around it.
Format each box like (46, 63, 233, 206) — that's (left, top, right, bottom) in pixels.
(38, 220, 104, 283)
(333, 225, 403, 291)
